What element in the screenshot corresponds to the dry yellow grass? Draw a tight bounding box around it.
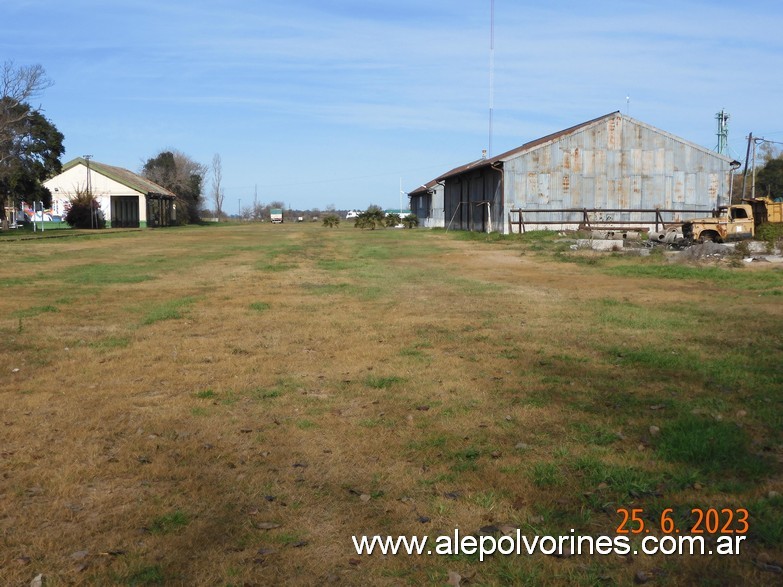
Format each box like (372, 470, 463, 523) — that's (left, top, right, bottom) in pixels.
(1, 224, 782, 586)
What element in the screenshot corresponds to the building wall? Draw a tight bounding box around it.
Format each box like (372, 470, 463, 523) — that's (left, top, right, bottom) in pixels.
(43, 164, 147, 225)
(411, 184, 446, 228)
(502, 114, 731, 233)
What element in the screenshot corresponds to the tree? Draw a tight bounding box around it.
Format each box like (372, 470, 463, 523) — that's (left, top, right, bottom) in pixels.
(354, 205, 385, 230)
(1, 62, 52, 166)
(0, 99, 64, 229)
(1, 62, 60, 229)
(142, 150, 206, 224)
(756, 158, 783, 200)
(211, 153, 225, 220)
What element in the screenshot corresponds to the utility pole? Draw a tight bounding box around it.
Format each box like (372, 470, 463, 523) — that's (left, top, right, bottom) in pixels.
(399, 177, 403, 215)
(84, 155, 94, 229)
(751, 138, 758, 201)
(741, 134, 752, 200)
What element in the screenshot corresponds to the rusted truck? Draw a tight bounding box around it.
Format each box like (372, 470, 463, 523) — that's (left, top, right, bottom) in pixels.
(681, 197, 783, 243)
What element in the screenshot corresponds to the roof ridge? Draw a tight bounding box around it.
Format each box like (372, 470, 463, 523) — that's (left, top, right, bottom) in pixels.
(60, 157, 176, 197)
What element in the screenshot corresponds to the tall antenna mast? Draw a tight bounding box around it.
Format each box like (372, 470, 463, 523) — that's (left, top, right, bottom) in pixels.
(488, 0, 495, 158)
(715, 109, 729, 156)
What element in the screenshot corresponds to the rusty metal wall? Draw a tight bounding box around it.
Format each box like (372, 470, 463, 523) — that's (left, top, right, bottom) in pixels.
(503, 114, 731, 232)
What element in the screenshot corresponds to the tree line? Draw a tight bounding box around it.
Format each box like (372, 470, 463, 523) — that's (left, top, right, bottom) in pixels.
(6, 60, 782, 231)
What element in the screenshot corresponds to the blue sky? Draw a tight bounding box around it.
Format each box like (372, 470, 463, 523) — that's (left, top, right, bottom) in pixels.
(2, 0, 782, 212)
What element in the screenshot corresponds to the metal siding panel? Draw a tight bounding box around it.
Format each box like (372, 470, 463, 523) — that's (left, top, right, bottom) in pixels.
(655, 148, 665, 174)
(642, 150, 654, 176)
(594, 176, 606, 209)
(526, 172, 537, 203)
(583, 150, 594, 176)
(595, 150, 607, 175)
(685, 173, 696, 203)
(538, 174, 550, 205)
(673, 171, 684, 205)
(581, 177, 595, 208)
(551, 170, 563, 206)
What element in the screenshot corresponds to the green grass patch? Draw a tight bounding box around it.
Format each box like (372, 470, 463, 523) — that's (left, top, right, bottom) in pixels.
(400, 346, 428, 359)
(256, 262, 298, 272)
(450, 447, 482, 472)
(121, 564, 166, 586)
(249, 301, 270, 312)
(529, 462, 564, 488)
(317, 259, 361, 271)
(572, 422, 620, 446)
(364, 375, 403, 389)
(195, 389, 216, 399)
(62, 263, 155, 286)
(12, 305, 59, 319)
(252, 389, 281, 399)
(656, 413, 767, 478)
(748, 494, 783, 546)
(571, 455, 660, 498)
(141, 296, 196, 325)
(605, 262, 783, 290)
(149, 510, 190, 534)
(249, 380, 296, 400)
(90, 335, 131, 350)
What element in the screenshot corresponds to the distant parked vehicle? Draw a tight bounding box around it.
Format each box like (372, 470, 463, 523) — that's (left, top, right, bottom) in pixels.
(270, 208, 283, 223)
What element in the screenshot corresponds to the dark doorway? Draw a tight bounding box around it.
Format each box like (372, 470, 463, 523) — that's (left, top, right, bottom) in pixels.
(110, 196, 140, 228)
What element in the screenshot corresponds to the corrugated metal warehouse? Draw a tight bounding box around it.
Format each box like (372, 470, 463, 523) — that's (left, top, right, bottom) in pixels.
(410, 112, 734, 234)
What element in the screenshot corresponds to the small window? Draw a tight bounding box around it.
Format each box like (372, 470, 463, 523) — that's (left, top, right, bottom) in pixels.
(731, 208, 748, 220)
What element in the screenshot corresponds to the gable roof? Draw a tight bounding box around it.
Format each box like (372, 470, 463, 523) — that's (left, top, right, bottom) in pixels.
(60, 157, 176, 197)
(435, 111, 731, 182)
(408, 179, 441, 197)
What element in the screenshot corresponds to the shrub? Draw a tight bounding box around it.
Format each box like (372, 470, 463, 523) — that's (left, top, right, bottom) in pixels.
(756, 223, 783, 251)
(322, 214, 340, 228)
(64, 191, 105, 229)
(354, 206, 385, 230)
(384, 213, 401, 228)
(402, 214, 419, 229)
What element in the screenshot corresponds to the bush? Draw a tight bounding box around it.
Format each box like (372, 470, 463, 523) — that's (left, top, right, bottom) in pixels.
(64, 191, 105, 229)
(354, 207, 385, 230)
(402, 214, 419, 229)
(756, 223, 783, 251)
(384, 213, 401, 228)
(322, 214, 340, 228)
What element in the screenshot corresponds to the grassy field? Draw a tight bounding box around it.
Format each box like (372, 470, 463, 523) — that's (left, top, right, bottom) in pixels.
(1, 223, 782, 586)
